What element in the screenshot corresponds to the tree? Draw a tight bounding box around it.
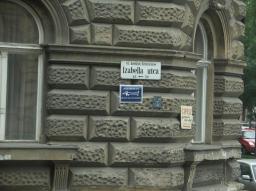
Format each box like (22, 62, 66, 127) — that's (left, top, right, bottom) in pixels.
(241, 0, 256, 123)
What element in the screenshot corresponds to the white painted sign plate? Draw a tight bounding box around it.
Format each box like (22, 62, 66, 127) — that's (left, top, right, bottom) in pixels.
(121, 61, 161, 80)
(181, 106, 193, 130)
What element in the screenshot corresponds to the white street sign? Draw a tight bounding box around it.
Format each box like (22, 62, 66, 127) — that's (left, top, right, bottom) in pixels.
(121, 61, 161, 80)
(181, 106, 193, 130)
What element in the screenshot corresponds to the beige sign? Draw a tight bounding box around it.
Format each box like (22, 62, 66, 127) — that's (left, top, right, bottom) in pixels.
(181, 106, 193, 129)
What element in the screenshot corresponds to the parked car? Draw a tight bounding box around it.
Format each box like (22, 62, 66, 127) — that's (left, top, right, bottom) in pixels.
(238, 159, 256, 191)
(239, 128, 255, 154)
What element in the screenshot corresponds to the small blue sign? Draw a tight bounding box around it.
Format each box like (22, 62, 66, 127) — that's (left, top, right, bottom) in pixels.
(152, 96, 162, 109)
(120, 85, 143, 103)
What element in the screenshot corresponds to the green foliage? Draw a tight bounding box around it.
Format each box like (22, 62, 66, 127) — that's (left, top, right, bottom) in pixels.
(242, 0, 256, 120)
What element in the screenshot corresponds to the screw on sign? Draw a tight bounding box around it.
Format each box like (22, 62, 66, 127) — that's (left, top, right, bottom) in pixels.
(181, 106, 193, 129)
(119, 85, 143, 103)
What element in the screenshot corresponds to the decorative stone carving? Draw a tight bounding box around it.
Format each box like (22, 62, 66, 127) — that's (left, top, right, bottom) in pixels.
(90, 66, 130, 90)
(53, 163, 69, 191)
(131, 117, 195, 141)
(47, 90, 110, 115)
(87, 0, 134, 24)
(232, 0, 246, 20)
(70, 25, 91, 44)
(230, 40, 244, 60)
(229, 20, 245, 41)
(209, 0, 227, 10)
(48, 65, 89, 89)
(135, 2, 185, 26)
(110, 143, 185, 166)
(70, 168, 128, 186)
(89, 116, 130, 141)
(92, 24, 113, 45)
(111, 92, 195, 117)
(136, 69, 196, 93)
(61, 0, 89, 25)
(46, 115, 87, 141)
(114, 25, 192, 50)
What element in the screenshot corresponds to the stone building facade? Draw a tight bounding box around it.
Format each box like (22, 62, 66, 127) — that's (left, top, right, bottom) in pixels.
(0, 0, 245, 191)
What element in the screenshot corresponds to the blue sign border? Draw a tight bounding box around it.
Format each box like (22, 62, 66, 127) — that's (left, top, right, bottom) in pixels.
(119, 85, 143, 103)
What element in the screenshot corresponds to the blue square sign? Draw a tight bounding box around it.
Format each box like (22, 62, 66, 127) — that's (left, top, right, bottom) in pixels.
(120, 85, 143, 103)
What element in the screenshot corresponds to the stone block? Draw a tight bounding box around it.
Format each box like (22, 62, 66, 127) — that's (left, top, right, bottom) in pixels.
(129, 167, 184, 188)
(90, 66, 130, 90)
(114, 25, 192, 50)
(111, 92, 195, 117)
(193, 163, 223, 186)
(131, 117, 195, 141)
(214, 97, 242, 118)
(226, 160, 240, 181)
(87, 0, 134, 24)
(0, 167, 50, 188)
(222, 148, 241, 159)
(231, 40, 244, 60)
(214, 76, 244, 96)
(109, 143, 185, 166)
(70, 167, 128, 187)
(89, 116, 130, 141)
(221, 141, 241, 159)
(62, 0, 89, 25)
(47, 90, 110, 115)
(92, 24, 112, 45)
(181, 5, 194, 33)
(136, 70, 196, 93)
(48, 65, 89, 89)
(213, 119, 241, 138)
(46, 115, 87, 141)
(70, 25, 91, 44)
(73, 143, 108, 165)
(135, 2, 185, 26)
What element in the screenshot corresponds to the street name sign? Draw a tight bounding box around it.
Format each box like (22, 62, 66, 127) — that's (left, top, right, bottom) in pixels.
(121, 61, 161, 80)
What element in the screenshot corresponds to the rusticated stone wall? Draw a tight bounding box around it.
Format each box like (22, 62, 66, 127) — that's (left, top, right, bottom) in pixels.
(0, 167, 50, 191)
(60, 0, 198, 50)
(46, 61, 196, 190)
(213, 0, 245, 141)
(44, 0, 245, 190)
(0, 0, 245, 191)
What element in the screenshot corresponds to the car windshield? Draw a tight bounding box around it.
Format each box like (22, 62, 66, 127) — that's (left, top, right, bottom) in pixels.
(243, 131, 255, 139)
(252, 165, 256, 180)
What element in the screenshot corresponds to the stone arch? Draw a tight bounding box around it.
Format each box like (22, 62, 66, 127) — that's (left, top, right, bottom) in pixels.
(193, 0, 245, 60)
(40, 0, 70, 44)
(8, 0, 70, 44)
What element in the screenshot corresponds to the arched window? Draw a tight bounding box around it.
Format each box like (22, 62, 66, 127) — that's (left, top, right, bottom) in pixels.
(0, 0, 44, 141)
(194, 16, 215, 143)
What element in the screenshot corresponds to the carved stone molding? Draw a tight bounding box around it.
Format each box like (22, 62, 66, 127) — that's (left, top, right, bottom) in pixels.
(53, 162, 70, 191)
